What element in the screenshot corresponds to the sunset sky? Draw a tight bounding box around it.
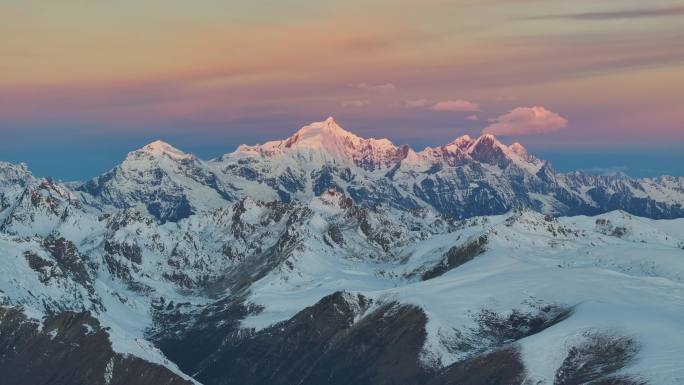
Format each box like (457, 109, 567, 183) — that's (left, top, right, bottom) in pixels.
(1, 0, 683, 180)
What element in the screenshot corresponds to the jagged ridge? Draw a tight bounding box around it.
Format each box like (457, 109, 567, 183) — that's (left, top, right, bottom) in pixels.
(66, 117, 684, 222)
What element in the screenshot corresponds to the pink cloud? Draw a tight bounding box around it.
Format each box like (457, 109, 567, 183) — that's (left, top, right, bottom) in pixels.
(465, 114, 479, 121)
(355, 82, 396, 91)
(342, 99, 370, 107)
(495, 95, 519, 102)
(431, 99, 480, 112)
(404, 98, 429, 108)
(483, 106, 568, 136)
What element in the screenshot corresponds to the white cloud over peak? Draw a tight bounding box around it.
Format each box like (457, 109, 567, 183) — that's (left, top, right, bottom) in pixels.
(483, 106, 567, 136)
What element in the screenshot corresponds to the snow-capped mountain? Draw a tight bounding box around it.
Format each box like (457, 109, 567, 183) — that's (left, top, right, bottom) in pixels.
(0, 162, 34, 224)
(78, 140, 235, 223)
(227, 117, 410, 171)
(1, 120, 684, 384)
(76, 117, 684, 223)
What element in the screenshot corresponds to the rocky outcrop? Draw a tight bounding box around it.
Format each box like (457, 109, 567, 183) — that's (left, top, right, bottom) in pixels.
(0, 307, 192, 385)
(155, 292, 431, 385)
(421, 234, 488, 280)
(554, 331, 644, 385)
(153, 293, 584, 385)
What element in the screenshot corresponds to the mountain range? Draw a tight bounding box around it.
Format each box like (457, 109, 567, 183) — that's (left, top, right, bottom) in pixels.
(1, 118, 683, 385)
(72, 117, 684, 224)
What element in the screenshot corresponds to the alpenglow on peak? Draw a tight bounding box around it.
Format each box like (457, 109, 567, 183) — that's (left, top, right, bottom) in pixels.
(284, 116, 363, 147)
(230, 117, 407, 170)
(137, 140, 195, 161)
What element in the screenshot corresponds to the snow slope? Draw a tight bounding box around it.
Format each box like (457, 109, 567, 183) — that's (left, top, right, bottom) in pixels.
(239, 209, 684, 384)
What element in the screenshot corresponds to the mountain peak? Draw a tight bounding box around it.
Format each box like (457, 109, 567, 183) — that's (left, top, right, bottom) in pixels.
(479, 133, 499, 142)
(137, 140, 194, 161)
(286, 117, 359, 146)
(230, 118, 406, 171)
(446, 134, 474, 150)
(0, 161, 33, 187)
(466, 133, 504, 154)
(462, 133, 543, 171)
(509, 142, 528, 157)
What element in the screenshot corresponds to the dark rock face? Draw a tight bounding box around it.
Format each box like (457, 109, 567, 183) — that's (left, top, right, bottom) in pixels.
(595, 218, 629, 237)
(422, 234, 488, 280)
(146, 193, 194, 223)
(156, 292, 431, 385)
(151, 295, 259, 376)
(448, 305, 573, 360)
(104, 240, 143, 264)
(31, 235, 96, 298)
(326, 223, 345, 245)
(152, 292, 580, 385)
(554, 331, 644, 385)
(469, 135, 512, 168)
(312, 166, 342, 196)
(103, 208, 155, 231)
(0, 307, 192, 385)
(427, 346, 526, 385)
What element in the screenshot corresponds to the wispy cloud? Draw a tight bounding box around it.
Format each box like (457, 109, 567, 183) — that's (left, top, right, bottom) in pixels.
(404, 98, 429, 108)
(342, 99, 370, 107)
(483, 106, 567, 136)
(431, 99, 480, 112)
(495, 95, 519, 102)
(578, 166, 629, 177)
(0, 51, 36, 58)
(355, 82, 396, 92)
(526, 5, 684, 21)
(465, 114, 479, 121)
